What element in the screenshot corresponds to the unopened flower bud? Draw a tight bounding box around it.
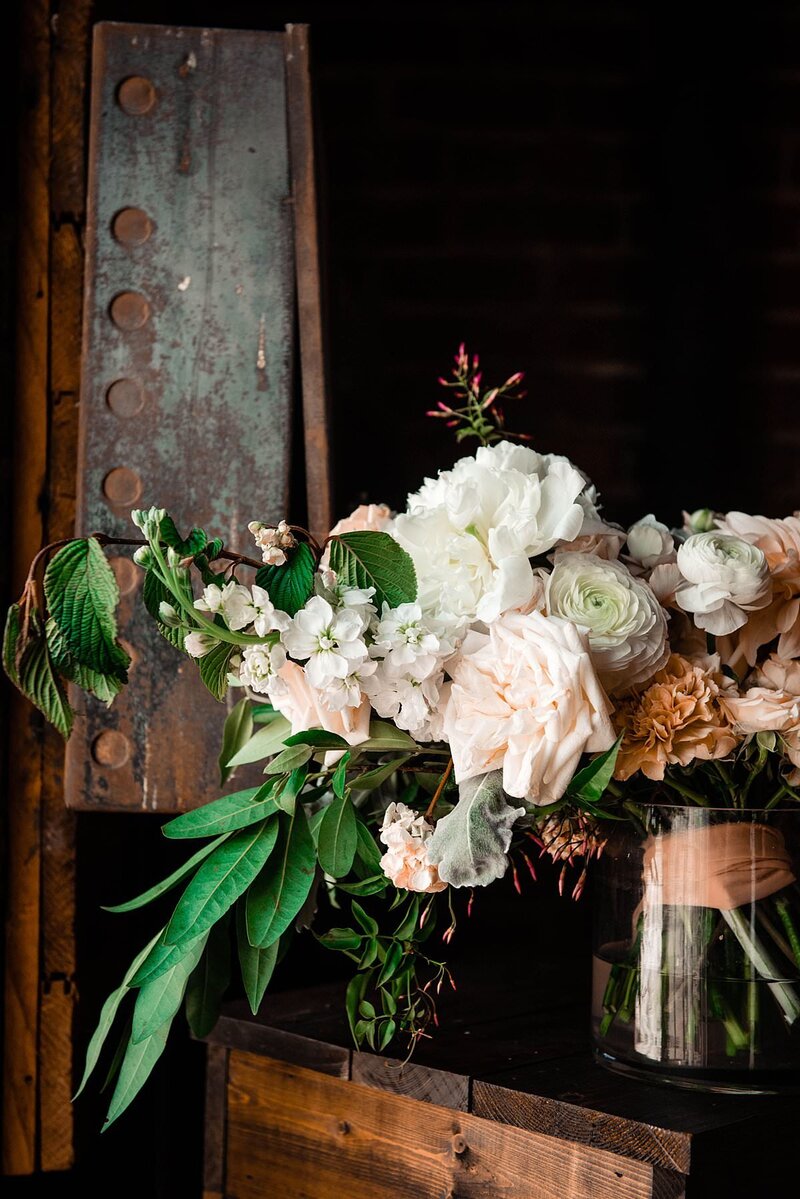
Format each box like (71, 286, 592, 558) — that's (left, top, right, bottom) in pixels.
(166, 547, 181, 567)
(133, 546, 153, 568)
(687, 508, 716, 534)
(158, 601, 181, 628)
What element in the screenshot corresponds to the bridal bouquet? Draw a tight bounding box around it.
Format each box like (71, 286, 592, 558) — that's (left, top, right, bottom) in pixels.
(5, 346, 800, 1120)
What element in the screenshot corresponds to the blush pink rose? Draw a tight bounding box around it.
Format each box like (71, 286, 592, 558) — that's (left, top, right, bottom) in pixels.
(442, 609, 616, 805)
(268, 661, 371, 762)
(720, 655, 800, 781)
(322, 503, 392, 569)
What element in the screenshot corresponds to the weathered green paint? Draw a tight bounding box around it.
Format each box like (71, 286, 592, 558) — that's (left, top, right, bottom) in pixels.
(67, 23, 296, 811)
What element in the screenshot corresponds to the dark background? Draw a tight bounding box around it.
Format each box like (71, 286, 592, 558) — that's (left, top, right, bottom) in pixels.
(5, 1, 800, 1195)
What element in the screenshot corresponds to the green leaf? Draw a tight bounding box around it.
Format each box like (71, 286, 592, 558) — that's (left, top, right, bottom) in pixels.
(132, 932, 208, 1043)
(263, 743, 312, 776)
(44, 537, 130, 679)
(336, 874, 388, 897)
(332, 752, 350, 799)
(159, 514, 207, 558)
(142, 569, 186, 651)
(358, 999, 376, 1019)
(255, 542, 316, 617)
(227, 717, 292, 767)
(351, 901, 378, 937)
(73, 931, 162, 1099)
(567, 735, 623, 804)
(185, 916, 231, 1039)
(354, 820, 383, 876)
(318, 927, 363, 952)
(274, 766, 308, 816)
(317, 793, 358, 878)
(102, 837, 228, 912)
(379, 1019, 397, 1051)
(164, 819, 280, 947)
(307, 806, 326, 846)
(129, 928, 206, 988)
(246, 809, 316, 949)
(327, 531, 417, 611)
(219, 698, 254, 785)
(283, 728, 349, 750)
(3, 602, 21, 686)
(236, 904, 279, 1014)
(358, 720, 419, 752)
(394, 896, 421, 940)
(352, 756, 410, 793)
(377, 941, 404, 988)
(103, 1019, 171, 1129)
(162, 783, 278, 840)
(46, 617, 122, 705)
(345, 972, 368, 1043)
(15, 609, 73, 738)
(199, 640, 237, 701)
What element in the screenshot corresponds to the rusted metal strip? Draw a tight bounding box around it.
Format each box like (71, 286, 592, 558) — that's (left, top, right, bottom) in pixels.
(285, 24, 333, 542)
(67, 22, 296, 811)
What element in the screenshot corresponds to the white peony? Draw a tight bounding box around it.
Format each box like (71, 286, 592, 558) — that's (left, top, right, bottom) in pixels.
(443, 610, 615, 805)
(626, 514, 674, 570)
(546, 553, 669, 693)
(393, 440, 588, 626)
(675, 531, 771, 636)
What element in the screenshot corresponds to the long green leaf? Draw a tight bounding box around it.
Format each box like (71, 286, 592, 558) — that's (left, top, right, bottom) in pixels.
(129, 929, 207, 989)
(219, 697, 254, 784)
(185, 916, 231, 1038)
(327, 531, 417, 611)
(162, 783, 278, 840)
(263, 743, 312, 775)
(227, 717, 292, 767)
(352, 756, 410, 792)
(254, 541, 316, 617)
(131, 932, 208, 1044)
(567, 734, 623, 804)
(102, 836, 228, 912)
(358, 720, 419, 752)
(73, 930, 162, 1100)
(44, 537, 130, 678)
(102, 1019, 171, 1129)
(164, 818, 280, 947)
(236, 904, 279, 1015)
(246, 809, 316, 949)
(317, 793, 358, 878)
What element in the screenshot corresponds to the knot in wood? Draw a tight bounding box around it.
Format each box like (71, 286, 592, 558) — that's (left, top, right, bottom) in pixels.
(451, 1133, 467, 1156)
(338, 1120, 350, 1135)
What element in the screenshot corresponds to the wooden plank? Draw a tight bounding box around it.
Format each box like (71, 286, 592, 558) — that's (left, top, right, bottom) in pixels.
(351, 1051, 469, 1112)
(2, 0, 51, 1175)
(203, 1044, 228, 1199)
(285, 23, 333, 541)
(225, 1051, 672, 1199)
(68, 22, 296, 812)
(210, 1011, 350, 1080)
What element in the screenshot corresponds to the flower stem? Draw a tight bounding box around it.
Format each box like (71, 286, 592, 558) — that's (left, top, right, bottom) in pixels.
(424, 758, 454, 823)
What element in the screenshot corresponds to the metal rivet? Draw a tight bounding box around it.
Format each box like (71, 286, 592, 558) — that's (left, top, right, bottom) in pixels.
(112, 207, 153, 246)
(109, 556, 139, 596)
(106, 378, 145, 418)
(117, 75, 156, 115)
(92, 730, 130, 769)
(109, 291, 150, 331)
(103, 466, 142, 506)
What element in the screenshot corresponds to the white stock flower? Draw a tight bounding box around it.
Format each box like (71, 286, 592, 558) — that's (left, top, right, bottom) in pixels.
(675, 531, 771, 636)
(283, 595, 369, 688)
(546, 553, 669, 693)
(379, 802, 446, 894)
(248, 519, 297, 566)
(224, 583, 291, 636)
(237, 642, 287, 694)
(626, 514, 674, 569)
(194, 580, 235, 615)
(314, 570, 376, 624)
(184, 631, 218, 658)
(370, 602, 451, 677)
(393, 440, 588, 626)
(443, 610, 615, 805)
(364, 666, 445, 741)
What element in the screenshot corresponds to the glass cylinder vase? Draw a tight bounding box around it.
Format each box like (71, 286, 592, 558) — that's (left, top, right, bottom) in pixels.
(592, 804, 800, 1093)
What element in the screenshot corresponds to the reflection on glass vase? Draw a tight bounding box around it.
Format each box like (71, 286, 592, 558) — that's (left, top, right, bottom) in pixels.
(592, 804, 800, 1093)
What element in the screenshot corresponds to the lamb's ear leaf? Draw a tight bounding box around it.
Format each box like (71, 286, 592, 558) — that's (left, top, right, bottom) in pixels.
(427, 770, 524, 888)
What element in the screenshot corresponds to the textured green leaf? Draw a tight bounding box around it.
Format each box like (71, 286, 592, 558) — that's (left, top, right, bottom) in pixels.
(73, 930, 162, 1100)
(164, 819, 280, 947)
(317, 793, 358, 878)
(199, 640, 237, 701)
(132, 932, 208, 1043)
(102, 1019, 171, 1129)
(263, 743, 312, 775)
(44, 538, 130, 678)
(246, 809, 316, 949)
(185, 916, 231, 1038)
(227, 717, 292, 767)
(427, 770, 525, 888)
(3, 602, 21, 686)
(15, 609, 73, 738)
(159, 514, 207, 558)
(236, 904, 279, 1014)
(567, 734, 623, 804)
(142, 569, 186, 651)
(255, 542, 316, 617)
(327, 531, 417, 611)
(102, 836, 228, 912)
(46, 618, 122, 705)
(219, 698, 254, 784)
(162, 783, 278, 840)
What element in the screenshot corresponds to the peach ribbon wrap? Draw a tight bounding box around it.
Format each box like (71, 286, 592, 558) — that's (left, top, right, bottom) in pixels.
(643, 822, 795, 911)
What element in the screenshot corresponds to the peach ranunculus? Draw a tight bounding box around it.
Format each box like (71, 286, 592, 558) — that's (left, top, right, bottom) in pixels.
(268, 660, 371, 762)
(379, 802, 447, 893)
(613, 654, 739, 782)
(720, 655, 800, 781)
(442, 609, 616, 805)
(716, 512, 800, 665)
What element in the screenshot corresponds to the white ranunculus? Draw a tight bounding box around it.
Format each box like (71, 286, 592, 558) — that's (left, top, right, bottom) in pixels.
(626, 514, 674, 569)
(442, 609, 615, 805)
(675, 531, 771, 636)
(546, 553, 669, 693)
(393, 440, 588, 626)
